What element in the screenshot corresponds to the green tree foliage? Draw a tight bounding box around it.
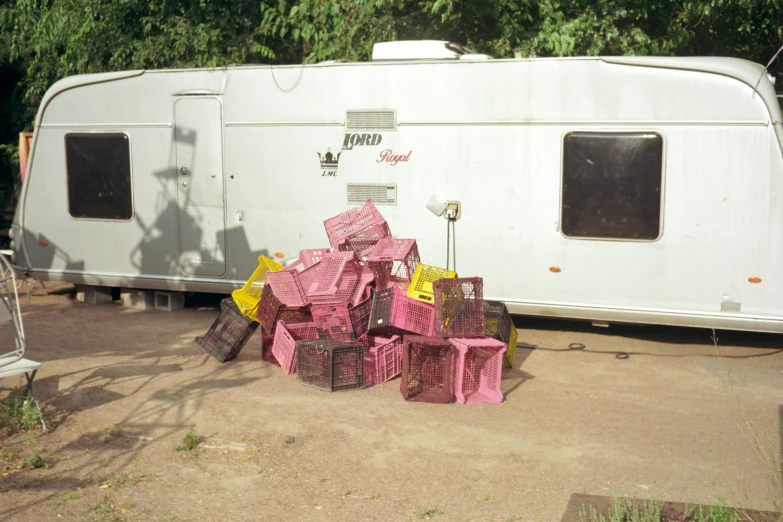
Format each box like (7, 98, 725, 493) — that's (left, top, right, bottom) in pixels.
(0, 0, 780, 186)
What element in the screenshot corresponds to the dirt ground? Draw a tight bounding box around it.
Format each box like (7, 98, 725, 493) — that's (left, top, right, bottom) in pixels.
(0, 283, 781, 522)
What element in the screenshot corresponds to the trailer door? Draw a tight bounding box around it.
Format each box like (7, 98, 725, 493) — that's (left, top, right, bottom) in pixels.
(174, 97, 226, 277)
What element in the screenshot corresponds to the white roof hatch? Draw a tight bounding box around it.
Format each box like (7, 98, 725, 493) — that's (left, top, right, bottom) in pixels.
(371, 40, 492, 61)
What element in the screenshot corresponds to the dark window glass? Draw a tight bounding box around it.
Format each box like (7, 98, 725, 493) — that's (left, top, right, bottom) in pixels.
(562, 132, 663, 240)
(65, 133, 132, 220)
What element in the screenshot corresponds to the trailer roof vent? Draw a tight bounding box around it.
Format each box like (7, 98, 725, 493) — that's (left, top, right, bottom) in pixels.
(346, 109, 396, 131)
(347, 183, 397, 206)
(371, 40, 491, 61)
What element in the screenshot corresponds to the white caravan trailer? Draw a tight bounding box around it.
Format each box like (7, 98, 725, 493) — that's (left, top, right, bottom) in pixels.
(10, 41, 783, 332)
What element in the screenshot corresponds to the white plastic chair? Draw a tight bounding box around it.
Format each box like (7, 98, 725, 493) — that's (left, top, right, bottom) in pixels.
(0, 251, 45, 432)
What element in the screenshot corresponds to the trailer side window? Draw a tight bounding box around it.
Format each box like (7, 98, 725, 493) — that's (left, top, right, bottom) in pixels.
(561, 132, 663, 240)
(65, 133, 132, 220)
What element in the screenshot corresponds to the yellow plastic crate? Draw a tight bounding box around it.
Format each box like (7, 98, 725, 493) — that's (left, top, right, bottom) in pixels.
(504, 323, 518, 368)
(406, 263, 457, 304)
(231, 255, 284, 320)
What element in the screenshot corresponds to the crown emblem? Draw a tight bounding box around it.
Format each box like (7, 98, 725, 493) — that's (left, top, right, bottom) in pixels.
(317, 149, 341, 170)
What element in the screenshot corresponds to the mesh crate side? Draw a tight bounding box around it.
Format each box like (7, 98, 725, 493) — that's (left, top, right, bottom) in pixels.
(450, 338, 506, 404)
(266, 270, 307, 306)
(393, 290, 435, 336)
(272, 321, 319, 374)
(483, 300, 512, 344)
(304, 252, 353, 296)
(367, 288, 395, 333)
(312, 305, 354, 341)
(278, 306, 313, 324)
(296, 339, 363, 391)
(324, 201, 386, 248)
(349, 297, 373, 339)
(332, 345, 364, 391)
(505, 324, 519, 368)
(400, 336, 454, 403)
(338, 222, 391, 254)
(406, 263, 457, 304)
(256, 284, 284, 335)
(433, 277, 485, 338)
(375, 336, 403, 383)
(196, 298, 258, 363)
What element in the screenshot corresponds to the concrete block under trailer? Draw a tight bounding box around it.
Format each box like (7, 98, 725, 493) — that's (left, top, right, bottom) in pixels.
(10, 52, 783, 332)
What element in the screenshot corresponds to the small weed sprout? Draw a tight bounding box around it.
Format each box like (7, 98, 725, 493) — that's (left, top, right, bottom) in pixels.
(175, 423, 199, 453)
(0, 392, 42, 432)
(103, 425, 124, 442)
(19, 449, 50, 469)
(416, 507, 442, 520)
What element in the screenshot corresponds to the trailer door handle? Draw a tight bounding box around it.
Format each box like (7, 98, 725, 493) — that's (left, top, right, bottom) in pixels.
(180, 167, 189, 176)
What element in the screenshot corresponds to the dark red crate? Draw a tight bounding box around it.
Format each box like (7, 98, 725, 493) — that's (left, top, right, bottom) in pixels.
(400, 336, 455, 403)
(367, 238, 420, 290)
(312, 305, 354, 342)
(433, 277, 485, 338)
(256, 284, 312, 341)
(196, 298, 258, 363)
(296, 339, 364, 392)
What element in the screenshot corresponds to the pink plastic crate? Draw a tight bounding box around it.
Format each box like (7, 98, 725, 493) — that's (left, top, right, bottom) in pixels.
(368, 238, 420, 290)
(271, 321, 319, 374)
(266, 270, 307, 307)
(303, 251, 354, 297)
(361, 335, 403, 385)
(306, 254, 371, 308)
(449, 338, 506, 404)
(284, 248, 330, 273)
(368, 287, 435, 336)
(324, 201, 387, 249)
(312, 305, 354, 342)
(339, 222, 391, 256)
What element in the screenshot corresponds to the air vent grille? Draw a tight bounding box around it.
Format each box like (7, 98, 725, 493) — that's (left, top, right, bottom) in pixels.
(346, 110, 396, 131)
(346, 183, 397, 206)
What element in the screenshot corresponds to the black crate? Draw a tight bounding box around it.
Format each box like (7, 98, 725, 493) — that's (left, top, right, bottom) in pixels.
(400, 336, 454, 403)
(367, 287, 396, 336)
(296, 339, 364, 392)
(483, 300, 512, 344)
(196, 298, 258, 362)
(349, 297, 373, 339)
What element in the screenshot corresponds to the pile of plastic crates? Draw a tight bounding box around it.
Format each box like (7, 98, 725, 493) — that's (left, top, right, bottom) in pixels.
(193, 200, 521, 404)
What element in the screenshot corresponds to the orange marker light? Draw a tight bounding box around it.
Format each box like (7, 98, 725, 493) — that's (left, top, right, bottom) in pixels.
(274, 252, 285, 259)
(39, 240, 48, 247)
(748, 277, 762, 284)
(549, 266, 561, 273)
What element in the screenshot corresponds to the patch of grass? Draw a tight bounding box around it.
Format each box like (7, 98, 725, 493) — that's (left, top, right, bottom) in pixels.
(103, 425, 124, 442)
(416, 507, 442, 520)
(19, 448, 51, 469)
(80, 494, 131, 522)
(93, 472, 147, 489)
(687, 499, 741, 522)
(174, 423, 199, 453)
(53, 490, 84, 507)
(0, 391, 42, 433)
(579, 495, 749, 522)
